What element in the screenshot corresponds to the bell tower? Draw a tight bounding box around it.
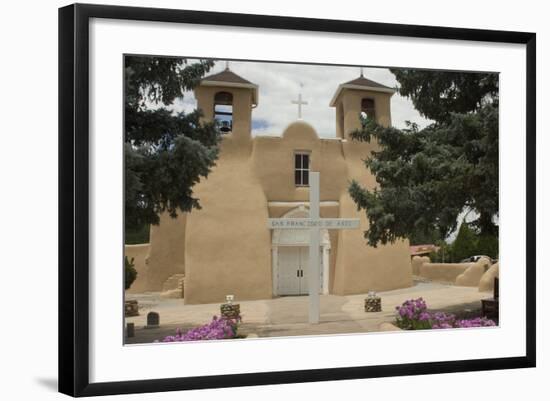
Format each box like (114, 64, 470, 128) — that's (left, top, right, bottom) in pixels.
(194, 66, 258, 141)
(330, 73, 395, 139)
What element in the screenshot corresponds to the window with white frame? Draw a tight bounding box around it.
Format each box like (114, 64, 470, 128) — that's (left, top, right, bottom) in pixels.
(294, 152, 310, 186)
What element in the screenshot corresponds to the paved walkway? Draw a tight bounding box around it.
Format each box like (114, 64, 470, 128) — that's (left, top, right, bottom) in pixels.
(125, 281, 490, 344)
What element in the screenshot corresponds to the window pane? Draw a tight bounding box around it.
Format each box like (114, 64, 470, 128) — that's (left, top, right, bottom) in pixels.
(214, 104, 233, 113)
(302, 170, 309, 186)
(295, 170, 302, 185)
(295, 154, 301, 169)
(214, 114, 232, 123)
(302, 154, 309, 169)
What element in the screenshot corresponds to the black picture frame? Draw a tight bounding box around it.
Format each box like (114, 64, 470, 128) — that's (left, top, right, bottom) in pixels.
(58, 3, 536, 397)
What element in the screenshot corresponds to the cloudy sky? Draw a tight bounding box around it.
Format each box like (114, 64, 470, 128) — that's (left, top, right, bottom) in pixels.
(171, 60, 432, 137)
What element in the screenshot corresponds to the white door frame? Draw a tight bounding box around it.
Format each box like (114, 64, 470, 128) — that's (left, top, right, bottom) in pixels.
(271, 206, 331, 296)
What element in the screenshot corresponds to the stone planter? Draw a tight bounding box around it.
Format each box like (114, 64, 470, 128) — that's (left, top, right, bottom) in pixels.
(124, 300, 139, 317)
(220, 303, 240, 319)
(145, 311, 160, 328)
(364, 297, 382, 312)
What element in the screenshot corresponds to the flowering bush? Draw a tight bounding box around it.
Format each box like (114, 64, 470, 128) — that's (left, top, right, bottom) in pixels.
(455, 317, 496, 328)
(395, 298, 496, 330)
(160, 315, 241, 342)
(430, 311, 456, 329)
(395, 298, 432, 330)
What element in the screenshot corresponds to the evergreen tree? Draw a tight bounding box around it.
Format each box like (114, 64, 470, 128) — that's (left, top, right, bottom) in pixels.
(476, 234, 499, 260)
(349, 70, 498, 247)
(124, 56, 221, 230)
(451, 222, 479, 262)
(124, 256, 137, 290)
(408, 227, 441, 246)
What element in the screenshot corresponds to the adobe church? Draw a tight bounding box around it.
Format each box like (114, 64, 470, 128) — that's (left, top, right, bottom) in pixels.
(126, 67, 413, 304)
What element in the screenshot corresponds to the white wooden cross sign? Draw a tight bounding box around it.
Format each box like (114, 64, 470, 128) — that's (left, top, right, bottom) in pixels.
(291, 83, 308, 120)
(267, 172, 360, 324)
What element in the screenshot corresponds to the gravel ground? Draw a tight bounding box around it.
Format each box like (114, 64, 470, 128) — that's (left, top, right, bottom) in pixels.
(124, 281, 493, 345)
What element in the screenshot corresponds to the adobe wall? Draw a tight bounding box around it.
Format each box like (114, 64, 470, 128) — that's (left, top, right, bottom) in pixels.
(145, 212, 186, 291)
(479, 262, 499, 292)
(252, 128, 348, 201)
(412, 256, 430, 275)
(183, 136, 272, 304)
(124, 243, 151, 293)
(415, 257, 493, 288)
(419, 263, 472, 283)
(456, 257, 492, 287)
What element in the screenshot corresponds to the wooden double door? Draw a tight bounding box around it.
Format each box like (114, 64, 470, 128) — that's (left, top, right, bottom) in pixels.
(277, 246, 322, 295)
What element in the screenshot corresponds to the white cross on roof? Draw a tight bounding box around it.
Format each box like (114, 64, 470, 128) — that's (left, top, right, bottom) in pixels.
(291, 83, 308, 120)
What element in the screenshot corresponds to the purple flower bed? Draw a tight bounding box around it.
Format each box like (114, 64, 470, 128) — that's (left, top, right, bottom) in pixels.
(395, 298, 496, 330)
(160, 315, 241, 342)
(395, 298, 432, 330)
(455, 317, 497, 328)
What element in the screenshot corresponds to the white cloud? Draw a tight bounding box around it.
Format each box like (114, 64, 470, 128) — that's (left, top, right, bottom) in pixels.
(171, 60, 432, 137)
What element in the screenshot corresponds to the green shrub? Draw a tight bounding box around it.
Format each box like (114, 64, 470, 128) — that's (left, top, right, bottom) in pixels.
(125, 256, 137, 290)
(476, 234, 499, 260)
(430, 241, 453, 263)
(448, 222, 498, 262)
(125, 223, 150, 244)
(451, 223, 479, 262)
(425, 223, 499, 263)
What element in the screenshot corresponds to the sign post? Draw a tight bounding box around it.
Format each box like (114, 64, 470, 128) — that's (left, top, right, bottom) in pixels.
(267, 172, 360, 324)
(309, 172, 321, 324)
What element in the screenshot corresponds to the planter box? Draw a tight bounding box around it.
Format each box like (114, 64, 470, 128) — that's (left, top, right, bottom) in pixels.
(220, 303, 240, 319)
(124, 300, 139, 317)
(364, 297, 382, 312)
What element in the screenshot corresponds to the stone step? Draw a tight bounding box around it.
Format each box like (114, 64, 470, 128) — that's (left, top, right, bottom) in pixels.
(162, 273, 185, 292)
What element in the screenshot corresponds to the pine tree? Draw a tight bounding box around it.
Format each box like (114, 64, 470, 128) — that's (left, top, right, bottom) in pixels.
(124, 56, 221, 230)
(349, 70, 499, 247)
(124, 256, 137, 290)
(451, 222, 479, 262)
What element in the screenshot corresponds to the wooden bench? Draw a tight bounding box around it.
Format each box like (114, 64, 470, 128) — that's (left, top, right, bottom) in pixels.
(481, 277, 499, 319)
